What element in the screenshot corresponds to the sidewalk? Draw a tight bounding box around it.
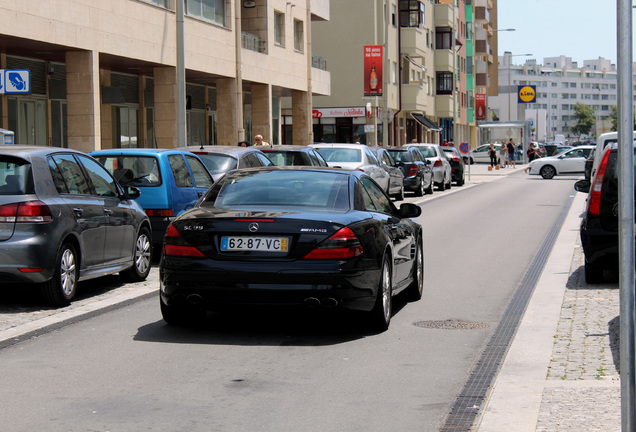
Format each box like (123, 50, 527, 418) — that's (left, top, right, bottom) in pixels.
(476, 191, 621, 431)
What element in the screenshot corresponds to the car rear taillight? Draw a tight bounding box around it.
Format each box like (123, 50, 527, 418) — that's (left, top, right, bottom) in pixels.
(588, 150, 612, 216)
(433, 159, 443, 168)
(163, 224, 206, 257)
(145, 209, 174, 217)
(303, 226, 363, 259)
(406, 166, 419, 177)
(0, 201, 53, 223)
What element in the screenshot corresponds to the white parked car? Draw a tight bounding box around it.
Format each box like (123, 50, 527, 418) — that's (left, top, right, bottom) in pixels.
(527, 145, 596, 179)
(310, 143, 390, 192)
(405, 143, 452, 191)
(469, 143, 502, 164)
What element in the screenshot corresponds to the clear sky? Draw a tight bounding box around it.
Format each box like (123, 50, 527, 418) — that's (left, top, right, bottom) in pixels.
(496, 0, 621, 66)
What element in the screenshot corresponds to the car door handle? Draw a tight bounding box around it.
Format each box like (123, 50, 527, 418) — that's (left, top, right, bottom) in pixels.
(103, 208, 113, 215)
(72, 208, 84, 216)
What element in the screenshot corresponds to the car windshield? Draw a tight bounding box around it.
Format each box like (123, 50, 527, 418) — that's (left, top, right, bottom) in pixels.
(315, 148, 361, 163)
(95, 155, 161, 186)
(195, 153, 238, 174)
(0, 157, 31, 195)
(418, 146, 437, 158)
(263, 151, 305, 166)
(387, 150, 410, 162)
(203, 170, 350, 211)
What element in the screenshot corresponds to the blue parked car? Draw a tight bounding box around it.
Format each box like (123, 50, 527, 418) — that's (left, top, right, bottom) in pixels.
(91, 148, 214, 250)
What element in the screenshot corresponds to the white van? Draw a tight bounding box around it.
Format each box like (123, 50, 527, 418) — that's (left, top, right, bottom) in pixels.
(554, 134, 566, 144)
(590, 131, 636, 179)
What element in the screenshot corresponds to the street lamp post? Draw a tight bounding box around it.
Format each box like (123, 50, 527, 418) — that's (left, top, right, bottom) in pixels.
(506, 52, 532, 121)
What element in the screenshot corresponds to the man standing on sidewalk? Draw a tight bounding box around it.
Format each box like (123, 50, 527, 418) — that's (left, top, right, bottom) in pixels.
(506, 138, 516, 168)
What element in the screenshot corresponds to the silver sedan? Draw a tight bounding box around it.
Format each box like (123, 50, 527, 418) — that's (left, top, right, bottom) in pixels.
(310, 143, 390, 192)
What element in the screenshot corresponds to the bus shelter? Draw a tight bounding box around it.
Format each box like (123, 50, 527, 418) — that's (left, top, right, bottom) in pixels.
(478, 121, 532, 164)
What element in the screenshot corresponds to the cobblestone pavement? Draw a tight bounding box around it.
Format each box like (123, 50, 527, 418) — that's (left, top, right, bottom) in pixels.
(536, 242, 621, 431)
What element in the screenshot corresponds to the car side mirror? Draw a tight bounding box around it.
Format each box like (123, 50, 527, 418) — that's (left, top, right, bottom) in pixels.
(123, 185, 141, 200)
(574, 179, 590, 193)
(462, 156, 469, 163)
(398, 203, 422, 218)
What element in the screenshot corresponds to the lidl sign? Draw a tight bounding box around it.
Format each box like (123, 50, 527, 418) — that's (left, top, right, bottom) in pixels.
(0, 69, 30, 94)
(517, 85, 536, 103)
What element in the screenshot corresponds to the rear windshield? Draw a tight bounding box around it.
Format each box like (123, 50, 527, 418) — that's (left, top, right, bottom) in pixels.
(387, 150, 411, 163)
(94, 155, 161, 186)
(195, 153, 238, 175)
(417, 146, 437, 158)
(0, 157, 32, 195)
(315, 148, 361, 164)
(263, 151, 305, 166)
(203, 170, 350, 211)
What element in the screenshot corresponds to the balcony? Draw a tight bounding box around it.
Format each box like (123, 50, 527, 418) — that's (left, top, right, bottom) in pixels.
(312, 54, 327, 70)
(242, 32, 266, 53)
(402, 83, 431, 112)
(474, 6, 489, 23)
(310, 0, 329, 21)
(434, 3, 453, 28)
(475, 39, 489, 55)
(435, 49, 454, 72)
(401, 27, 428, 58)
(435, 94, 454, 118)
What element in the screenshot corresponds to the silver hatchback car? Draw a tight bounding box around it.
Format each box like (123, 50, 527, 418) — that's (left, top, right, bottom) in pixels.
(0, 146, 152, 306)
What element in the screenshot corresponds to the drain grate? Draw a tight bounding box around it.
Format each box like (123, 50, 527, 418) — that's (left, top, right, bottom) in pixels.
(414, 320, 489, 330)
(439, 193, 575, 432)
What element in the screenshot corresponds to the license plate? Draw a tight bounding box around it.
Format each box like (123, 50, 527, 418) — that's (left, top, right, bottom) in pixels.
(221, 236, 289, 252)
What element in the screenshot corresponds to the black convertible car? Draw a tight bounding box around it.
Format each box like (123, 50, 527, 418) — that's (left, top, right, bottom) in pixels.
(159, 166, 423, 331)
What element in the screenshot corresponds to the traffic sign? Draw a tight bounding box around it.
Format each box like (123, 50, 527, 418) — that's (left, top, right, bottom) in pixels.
(0, 69, 30, 94)
(459, 142, 470, 154)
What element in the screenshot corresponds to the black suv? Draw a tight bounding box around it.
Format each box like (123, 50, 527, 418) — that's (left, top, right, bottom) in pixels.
(387, 147, 434, 196)
(574, 144, 633, 283)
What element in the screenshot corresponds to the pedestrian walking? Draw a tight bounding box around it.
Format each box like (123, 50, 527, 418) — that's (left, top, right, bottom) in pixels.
(524, 143, 540, 173)
(499, 142, 508, 168)
(506, 138, 516, 168)
(488, 142, 498, 168)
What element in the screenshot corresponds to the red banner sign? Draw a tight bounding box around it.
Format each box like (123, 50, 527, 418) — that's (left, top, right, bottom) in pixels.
(364, 45, 383, 97)
(475, 93, 486, 120)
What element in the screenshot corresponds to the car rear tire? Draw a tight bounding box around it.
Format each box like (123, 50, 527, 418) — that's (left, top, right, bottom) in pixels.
(425, 179, 434, 195)
(540, 165, 556, 179)
(446, 175, 452, 190)
(42, 243, 78, 307)
(437, 179, 445, 191)
(415, 177, 425, 197)
(584, 260, 604, 284)
(456, 174, 464, 186)
(121, 227, 153, 282)
(368, 255, 392, 332)
(394, 185, 405, 201)
(406, 239, 423, 301)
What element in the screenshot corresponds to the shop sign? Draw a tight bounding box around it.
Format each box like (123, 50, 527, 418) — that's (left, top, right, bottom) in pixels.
(312, 107, 366, 118)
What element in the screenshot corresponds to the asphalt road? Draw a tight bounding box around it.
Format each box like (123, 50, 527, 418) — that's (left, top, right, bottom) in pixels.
(0, 168, 581, 432)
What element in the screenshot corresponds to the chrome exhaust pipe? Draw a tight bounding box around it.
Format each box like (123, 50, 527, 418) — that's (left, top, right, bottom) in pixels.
(322, 297, 338, 307)
(304, 297, 321, 307)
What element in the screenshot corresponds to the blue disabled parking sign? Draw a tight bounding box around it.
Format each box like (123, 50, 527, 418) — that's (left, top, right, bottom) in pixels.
(0, 69, 30, 94)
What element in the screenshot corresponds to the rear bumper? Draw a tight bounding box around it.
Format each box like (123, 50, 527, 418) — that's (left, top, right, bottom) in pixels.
(160, 258, 379, 311)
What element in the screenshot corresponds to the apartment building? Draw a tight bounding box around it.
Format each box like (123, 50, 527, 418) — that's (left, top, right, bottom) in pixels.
(311, 0, 495, 148)
(490, 53, 619, 141)
(0, 0, 330, 151)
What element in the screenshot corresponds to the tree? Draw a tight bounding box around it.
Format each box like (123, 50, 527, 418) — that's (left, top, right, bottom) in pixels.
(570, 103, 595, 137)
(609, 105, 618, 131)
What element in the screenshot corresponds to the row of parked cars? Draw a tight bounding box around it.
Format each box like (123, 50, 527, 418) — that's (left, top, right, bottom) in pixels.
(0, 142, 457, 305)
(0, 142, 431, 330)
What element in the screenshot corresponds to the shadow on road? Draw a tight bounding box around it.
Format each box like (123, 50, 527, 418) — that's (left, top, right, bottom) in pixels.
(133, 293, 411, 347)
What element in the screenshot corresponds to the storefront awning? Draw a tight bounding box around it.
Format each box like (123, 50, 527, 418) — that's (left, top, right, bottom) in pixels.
(411, 113, 441, 131)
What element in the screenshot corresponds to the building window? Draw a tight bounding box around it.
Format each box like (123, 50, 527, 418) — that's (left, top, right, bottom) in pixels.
(400, 0, 425, 28)
(294, 19, 304, 51)
(436, 72, 453, 95)
(144, 0, 169, 7)
(392, 4, 397, 27)
(186, 0, 226, 26)
(436, 27, 453, 50)
(275, 11, 285, 46)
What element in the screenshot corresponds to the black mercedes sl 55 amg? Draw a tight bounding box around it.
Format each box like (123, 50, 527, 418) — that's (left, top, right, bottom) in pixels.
(159, 166, 423, 331)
